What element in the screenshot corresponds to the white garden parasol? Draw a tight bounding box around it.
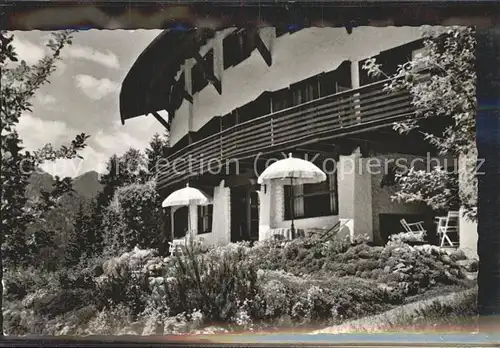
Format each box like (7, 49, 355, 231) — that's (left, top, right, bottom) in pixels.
(257, 153, 327, 235)
(161, 183, 212, 235)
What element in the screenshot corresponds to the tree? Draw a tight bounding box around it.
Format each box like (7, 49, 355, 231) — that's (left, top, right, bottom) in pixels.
(146, 132, 170, 178)
(102, 180, 165, 255)
(65, 202, 93, 267)
(87, 148, 149, 250)
(1, 31, 89, 335)
(362, 26, 477, 220)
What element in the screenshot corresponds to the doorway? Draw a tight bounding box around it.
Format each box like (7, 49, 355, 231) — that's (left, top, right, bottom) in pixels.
(230, 185, 260, 242)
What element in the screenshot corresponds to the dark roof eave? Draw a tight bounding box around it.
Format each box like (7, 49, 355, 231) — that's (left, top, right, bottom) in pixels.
(120, 29, 206, 125)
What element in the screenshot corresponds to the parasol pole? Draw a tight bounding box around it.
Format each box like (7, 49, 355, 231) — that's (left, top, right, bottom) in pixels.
(186, 182, 191, 237)
(187, 202, 191, 236)
(290, 176, 295, 238)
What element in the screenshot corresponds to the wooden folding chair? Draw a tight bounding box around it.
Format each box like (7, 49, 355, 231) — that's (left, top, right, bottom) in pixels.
(435, 211, 459, 247)
(400, 218, 427, 236)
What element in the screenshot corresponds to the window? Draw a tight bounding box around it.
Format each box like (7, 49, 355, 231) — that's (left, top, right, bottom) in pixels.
(197, 205, 213, 234)
(319, 61, 352, 97)
(284, 172, 338, 219)
(290, 75, 320, 106)
(270, 88, 291, 113)
(359, 41, 423, 86)
(192, 49, 213, 94)
(221, 110, 238, 131)
(238, 92, 271, 123)
(223, 29, 255, 69)
(192, 117, 221, 143)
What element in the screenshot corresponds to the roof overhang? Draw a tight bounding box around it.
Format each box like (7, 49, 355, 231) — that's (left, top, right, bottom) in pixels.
(119, 28, 214, 125)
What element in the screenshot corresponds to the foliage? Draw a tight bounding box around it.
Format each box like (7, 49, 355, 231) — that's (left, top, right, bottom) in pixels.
(102, 180, 165, 254)
(362, 26, 477, 220)
(1, 31, 89, 266)
(392, 167, 459, 212)
(87, 148, 149, 248)
(65, 202, 99, 267)
(160, 242, 260, 324)
(1, 31, 92, 334)
(146, 132, 170, 178)
(2, 236, 477, 335)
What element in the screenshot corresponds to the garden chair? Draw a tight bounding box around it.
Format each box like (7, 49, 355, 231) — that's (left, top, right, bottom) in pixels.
(400, 218, 427, 237)
(435, 211, 459, 247)
(168, 239, 187, 256)
(169, 231, 204, 256)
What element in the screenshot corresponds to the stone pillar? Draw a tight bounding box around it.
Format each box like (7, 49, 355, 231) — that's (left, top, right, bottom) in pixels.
(212, 180, 231, 245)
(258, 184, 272, 241)
(337, 148, 373, 242)
(189, 203, 198, 235)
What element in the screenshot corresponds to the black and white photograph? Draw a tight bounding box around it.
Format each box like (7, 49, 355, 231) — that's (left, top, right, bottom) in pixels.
(1, 15, 496, 341)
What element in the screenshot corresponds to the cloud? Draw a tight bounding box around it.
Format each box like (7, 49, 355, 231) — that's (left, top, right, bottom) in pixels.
(12, 38, 45, 65)
(54, 60, 67, 76)
(40, 145, 109, 178)
(75, 74, 119, 100)
(16, 113, 160, 178)
(36, 93, 56, 106)
(95, 116, 158, 156)
(17, 113, 73, 151)
(64, 44, 120, 69)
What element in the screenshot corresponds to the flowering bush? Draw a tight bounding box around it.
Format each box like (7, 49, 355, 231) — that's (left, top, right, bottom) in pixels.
(389, 231, 426, 244)
(160, 242, 261, 325)
(3, 236, 476, 335)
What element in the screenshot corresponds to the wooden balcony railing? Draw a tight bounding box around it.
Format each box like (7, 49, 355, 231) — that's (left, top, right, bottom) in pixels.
(156, 79, 415, 188)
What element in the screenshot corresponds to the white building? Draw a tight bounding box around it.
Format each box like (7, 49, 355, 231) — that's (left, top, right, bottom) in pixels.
(120, 26, 477, 258)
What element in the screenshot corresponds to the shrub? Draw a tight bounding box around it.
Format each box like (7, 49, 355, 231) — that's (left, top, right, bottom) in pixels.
(94, 261, 151, 316)
(102, 180, 165, 254)
(31, 288, 95, 319)
(3, 267, 59, 301)
(257, 271, 393, 326)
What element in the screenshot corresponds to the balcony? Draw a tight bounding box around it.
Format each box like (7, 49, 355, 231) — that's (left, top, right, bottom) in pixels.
(157, 79, 415, 189)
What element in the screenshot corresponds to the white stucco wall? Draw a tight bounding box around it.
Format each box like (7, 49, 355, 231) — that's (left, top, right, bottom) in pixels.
(170, 26, 423, 146)
(337, 150, 374, 242)
(169, 100, 190, 146)
(458, 153, 478, 259)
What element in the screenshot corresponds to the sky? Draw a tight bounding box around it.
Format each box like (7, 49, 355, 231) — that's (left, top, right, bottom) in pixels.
(11, 29, 165, 178)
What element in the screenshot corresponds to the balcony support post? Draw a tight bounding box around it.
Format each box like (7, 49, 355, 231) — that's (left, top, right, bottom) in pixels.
(350, 59, 362, 122)
(151, 111, 170, 131)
